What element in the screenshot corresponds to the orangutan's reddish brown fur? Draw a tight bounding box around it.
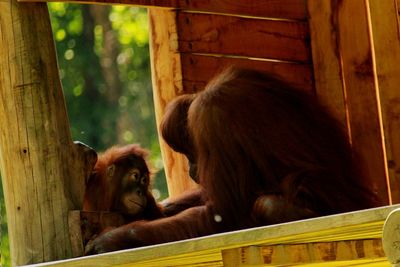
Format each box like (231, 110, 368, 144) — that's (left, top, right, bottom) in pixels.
(83, 144, 163, 221)
(85, 68, 381, 254)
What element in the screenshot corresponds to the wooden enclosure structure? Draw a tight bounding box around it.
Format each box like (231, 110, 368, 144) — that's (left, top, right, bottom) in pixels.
(1, 0, 400, 266)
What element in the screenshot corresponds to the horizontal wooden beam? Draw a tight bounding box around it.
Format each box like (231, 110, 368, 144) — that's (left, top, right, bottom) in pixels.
(222, 239, 385, 266)
(180, 53, 314, 93)
(26, 205, 397, 267)
(177, 12, 311, 63)
(17, 0, 308, 20)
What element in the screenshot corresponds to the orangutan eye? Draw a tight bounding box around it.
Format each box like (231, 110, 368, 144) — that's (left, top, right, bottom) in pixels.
(130, 170, 140, 182)
(140, 175, 147, 185)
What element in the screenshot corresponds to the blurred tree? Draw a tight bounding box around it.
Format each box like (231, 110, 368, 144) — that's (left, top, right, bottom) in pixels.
(48, 4, 167, 199)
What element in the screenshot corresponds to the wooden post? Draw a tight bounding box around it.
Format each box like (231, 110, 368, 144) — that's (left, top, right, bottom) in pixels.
(307, 0, 347, 126)
(148, 8, 198, 197)
(336, 0, 390, 204)
(0, 1, 95, 265)
(368, 0, 400, 203)
(383, 208, 400, 265)
(308, 0, 390, 204)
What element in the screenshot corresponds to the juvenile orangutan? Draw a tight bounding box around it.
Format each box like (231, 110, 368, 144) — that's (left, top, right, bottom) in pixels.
(83, 144, 163, 221)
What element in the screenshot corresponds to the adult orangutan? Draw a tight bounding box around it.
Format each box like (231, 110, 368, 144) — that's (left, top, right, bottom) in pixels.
(158, 93, 204, 217)
(85, 68, 381, 254)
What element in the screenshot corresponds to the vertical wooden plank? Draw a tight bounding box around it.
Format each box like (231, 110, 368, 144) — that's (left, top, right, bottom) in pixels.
(68, 211, 84, 258)
(307, 0, 346, 126)
(221, 248, 242, 267)
(148, 9, 197, 197)
(368, 0, 400, 203)
(222, 247, 263, 266)
(243, 246, 264, 265)
(336, 0, 389, 204)
(0, 1, 84, 264)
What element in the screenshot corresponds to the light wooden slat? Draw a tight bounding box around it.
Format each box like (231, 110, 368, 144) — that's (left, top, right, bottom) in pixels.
(307, 0, 347, 127)
(180, 54, 314, 93)
(337, 0, 390, 204)
(177, 12, 311, 63)
(368, 0, 400, 203)
(17, 0, 308, 20)
(222, 239, 385, 266)
(24, 205, 398, 267)
(176, 0, 308, 20)
(395, 0, 400, 44)
(148, 9, 197, 197)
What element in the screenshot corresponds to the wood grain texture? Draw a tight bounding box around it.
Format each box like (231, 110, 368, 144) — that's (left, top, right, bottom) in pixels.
(177, 12, 311, 63)
(0, 1, 90, 264)
(17, 0, 308, 20)
(176, 0, 308, 20)
(24, 205, 398, 267)
(398, 0, 400, 36)
(68, 211, 85, 258)
(398, 0, 400, 14)
(69, 210, 127, 257)
(148, 9, 198, 197)
(180, 53, 314, 93)
(337, 0, 390, 204)
(383, 208, 400, 264)
(368, 0, 400, 203)
(222, 239, 384, 266)
(307, 0, 347, 127)
(70, 142, 97, 208)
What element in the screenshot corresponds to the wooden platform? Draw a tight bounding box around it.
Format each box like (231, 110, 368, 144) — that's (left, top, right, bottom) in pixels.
(24, 205, 399, 267)
(1, 0, 400, 265)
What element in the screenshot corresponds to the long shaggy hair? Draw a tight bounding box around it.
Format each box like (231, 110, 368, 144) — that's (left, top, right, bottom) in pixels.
(83, 144, 151, 211)
(184, 68, 379, 229)
(160, 94, 196, 162)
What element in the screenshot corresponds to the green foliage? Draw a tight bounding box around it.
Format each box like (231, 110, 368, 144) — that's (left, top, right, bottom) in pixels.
(0, 180, 10, 267)
(48, 4, 167, 198)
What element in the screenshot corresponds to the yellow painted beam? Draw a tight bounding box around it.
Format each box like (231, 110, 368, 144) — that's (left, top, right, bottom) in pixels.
(24, 205, 397, 267)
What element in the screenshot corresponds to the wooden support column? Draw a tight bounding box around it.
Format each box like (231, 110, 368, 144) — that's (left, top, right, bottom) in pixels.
(383, 208, 400, 265)
(148, 8, 197, 197)
(308, 0, 390, 204)
(307, 0, 347, 126)
(0, 1, 95, 265)
(368, 0, 400, 203)
(336, 0, 390, 204)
